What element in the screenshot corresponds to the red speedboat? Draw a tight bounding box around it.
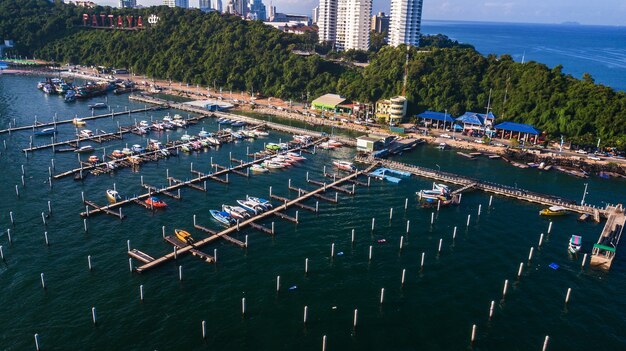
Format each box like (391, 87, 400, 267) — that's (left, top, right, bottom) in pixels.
(145, 196, 167, 208)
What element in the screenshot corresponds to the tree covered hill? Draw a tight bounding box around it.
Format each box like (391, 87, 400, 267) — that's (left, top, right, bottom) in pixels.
(1, 0, 625, 147)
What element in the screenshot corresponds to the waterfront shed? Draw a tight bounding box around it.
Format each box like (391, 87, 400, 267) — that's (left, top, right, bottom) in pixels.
(311, 94, 347, 113)
(494, 121, 541, 143)
(417, 110, 455, 130)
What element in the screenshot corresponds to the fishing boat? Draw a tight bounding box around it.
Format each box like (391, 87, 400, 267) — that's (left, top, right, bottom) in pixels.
(111, 149, 124, 158)
(568, 235, 582, 254)
(236, 199, 265, 214)
(222, 205, 251, 219)
(210, 210, 236, 226)
(74, 145, 94, 153)
(250, 164, 269, 173)
(88, 155, 99, 163)
(539, 206, 568, 216)
(73, 118, 86, 126)
(145, 197, 167, 208)
(131, 144, 144, 153)
(106, 189, 121, 203)
(89, 102, 107, 110)
(247, 196, 272, 209)
(79, 129, 93, 138)
(34, 127, 57, 136)
(333, 160, 357, 172)
(175, 229, 195, 245)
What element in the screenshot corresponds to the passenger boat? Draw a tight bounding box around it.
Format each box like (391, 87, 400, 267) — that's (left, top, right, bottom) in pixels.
(79, 129, 93, 138)
(34, 127, 58, 136)
(88, 155, 99, 163)
(333, 160, 357, 172)
(568, 235, 582, 254)
(89, 102, 107, 110)
(539, 206, 568, 216)
(131, 144, 144, 153)
(175, 229, 195, 245)
(73, 118, 86, 126)
(106, 189, 121, 203)
(210, 210, 236, 226)
(222, 205, 251, 219)
(74, 145, 94, 153)
(145, 196, 167, 208)
(250, 164, 269, 173)
(236, 199, 265, 214)
(247, 196, 272, 209)
(111, 149, 124, 158)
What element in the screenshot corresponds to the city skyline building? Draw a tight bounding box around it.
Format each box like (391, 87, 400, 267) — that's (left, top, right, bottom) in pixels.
(247, 0, 267, 20)
(162, 0, 188, 8)
(388, 0, 423, 47)
(371, 11, 389, 33)
(312, 5, 319, 24)
(319, 0, 371, 51)
(119, 0, 136, 7)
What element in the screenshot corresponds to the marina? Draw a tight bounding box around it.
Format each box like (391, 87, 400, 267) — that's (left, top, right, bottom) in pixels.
(0, 75, 625, 351)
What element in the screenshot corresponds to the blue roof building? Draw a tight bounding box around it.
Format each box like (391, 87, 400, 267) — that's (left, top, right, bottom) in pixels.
(494, 121, 541, 143)
(417, 110, 455, 129)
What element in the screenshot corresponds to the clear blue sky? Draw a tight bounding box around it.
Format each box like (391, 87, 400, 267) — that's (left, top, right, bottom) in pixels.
(92, 0, 626, 26)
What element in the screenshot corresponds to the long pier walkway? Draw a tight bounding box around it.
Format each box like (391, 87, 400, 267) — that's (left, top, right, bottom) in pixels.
(356, 156, 607, 220)
(0, 106, 163, 134)
(132, 163, 376, 273)
(590, 205, 625, 270)
(79, 138, 326, 217)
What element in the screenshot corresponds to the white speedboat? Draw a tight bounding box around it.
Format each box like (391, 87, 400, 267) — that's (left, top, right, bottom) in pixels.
(222, 205, 251, 219)
(333, 160, 356, 172)
(250, 164, 269, 173)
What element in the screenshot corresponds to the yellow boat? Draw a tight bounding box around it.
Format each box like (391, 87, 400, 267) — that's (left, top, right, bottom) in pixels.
(175, 229, 194, 245)
(539, 206, 568, 216)
(73, 118, 86, 126)
(106, 189, 121, 203)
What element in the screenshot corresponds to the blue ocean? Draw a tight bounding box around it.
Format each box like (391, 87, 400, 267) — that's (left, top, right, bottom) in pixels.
(421, 20, 626, 91)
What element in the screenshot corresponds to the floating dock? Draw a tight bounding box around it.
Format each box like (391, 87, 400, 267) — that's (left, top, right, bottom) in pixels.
(590, 205, 625, 270)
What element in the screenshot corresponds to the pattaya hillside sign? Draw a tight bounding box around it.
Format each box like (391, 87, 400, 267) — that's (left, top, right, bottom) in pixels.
(81, 14, 159, 29)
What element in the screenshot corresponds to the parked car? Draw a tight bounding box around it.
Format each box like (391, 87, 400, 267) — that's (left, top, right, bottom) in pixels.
(441, 133, 451, 139)
(576, 149, 588, 154)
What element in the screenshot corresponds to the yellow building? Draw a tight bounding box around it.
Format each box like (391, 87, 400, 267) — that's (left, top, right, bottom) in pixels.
(375, 96, 407, 125)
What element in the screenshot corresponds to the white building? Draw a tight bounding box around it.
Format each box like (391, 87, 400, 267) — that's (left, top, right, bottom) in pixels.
(388, 0, 423, 47)
(318, 0, 370, 51)
(312, 6, 319, 24)
(163, 0, 189, 8)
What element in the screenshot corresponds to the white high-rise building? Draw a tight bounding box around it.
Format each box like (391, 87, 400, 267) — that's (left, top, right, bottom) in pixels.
(388, 0, 423, 47)
(318, 0, 371, 51)
(312, 6, 319, 24)
(163, 0, 189, 8)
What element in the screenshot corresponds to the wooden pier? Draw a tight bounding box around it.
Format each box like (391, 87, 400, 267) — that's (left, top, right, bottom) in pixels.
(590, 205, 625, 270)
(0, 106, 162, 135)
(23, 129, 128, 153)
(356, 156, 607, 220)
(132, 163, 376, 273)
(80, 139, 326, 218)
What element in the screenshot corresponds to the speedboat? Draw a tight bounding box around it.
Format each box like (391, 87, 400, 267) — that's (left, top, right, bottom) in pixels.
(64, 90, 77, 102)
(139, 120, 149, 127)
(568, 235, 582, 254)
(198, 130, 211, 138)
(328, 139, 343, 147)
(180, 144, 191, 153)
(73, 118, 86, 126)
(75, 145, 94, 153)
(231, 132, 243, 139)
(231, 121, 246, 127)
(540, 206, 568, 216)
(106, 189, 121, 203)
(240, 130, 257, 138)
(131, 144, 144, 153)
(265, 143, 281, 151)
(151, 123, 165, 131)
(217, 118, 232, 124)
(34, 127, 57, 136)
(236, 199, 265, 214)
(111, 150, 124, 158)
(333, 160, 357, 172)
(135, 127, 149, 135)
(145, 196, 167, 208)
(319, 142, 336, 149)
(247, 196, 272, 209)
(175, 229, 195, 245)
(433, 183, 450, 194)
(252, 129, 269, 137)
(181, 134, 193, 141)
(286, 152, 306, 161)
(88, 155, 99, 163)
(210, 210, 236, 226)
(79, 129, 93, 138)
(261, 161, 285, 169)
(222, 205, 251, 219)
(89, 103, 107, 110)
(250, 164, 269, 173)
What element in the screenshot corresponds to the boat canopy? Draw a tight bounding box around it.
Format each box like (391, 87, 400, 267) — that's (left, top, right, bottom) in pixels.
(548, 206, 566, 211)
(571, 235, 582, 245)
(593, 243, 616, 253)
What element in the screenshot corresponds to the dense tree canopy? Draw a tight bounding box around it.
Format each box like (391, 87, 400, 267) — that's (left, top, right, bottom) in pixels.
(1, 0, 624, 147)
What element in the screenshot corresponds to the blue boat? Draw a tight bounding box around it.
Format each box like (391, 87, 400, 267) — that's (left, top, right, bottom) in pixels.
(210, 210, 236, 226)
(231, 121, 246, 127)
(217, 118, 232, 124)
(247, 196, 273, 209)
(34, 127, 58, 136)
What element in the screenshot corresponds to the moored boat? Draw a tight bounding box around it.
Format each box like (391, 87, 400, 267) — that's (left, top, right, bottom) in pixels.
(111, 149, 124, 158)
(222, 205, 251, 219)
(236, 199, 265, 214)
(539, 206, 568, 216)
(131, 144, 144, 153)
(106, 189, 121, 203)
(568, 235, 582, 254)
(250, 164, 269, 173)
(89, 102, 107, 110)
(73, 118, 86, 126)
(333, 160, 357, 172)
(210, 210, 236, 226)
(247, 196, 272, 209)
(34, 127, 58, 136)
(175, 229, 195, 245)
(88, 155, 99, 163)
(145, 196, 167, 208)
(79, 129, 93, 138)
(74, 145, 94, 153)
